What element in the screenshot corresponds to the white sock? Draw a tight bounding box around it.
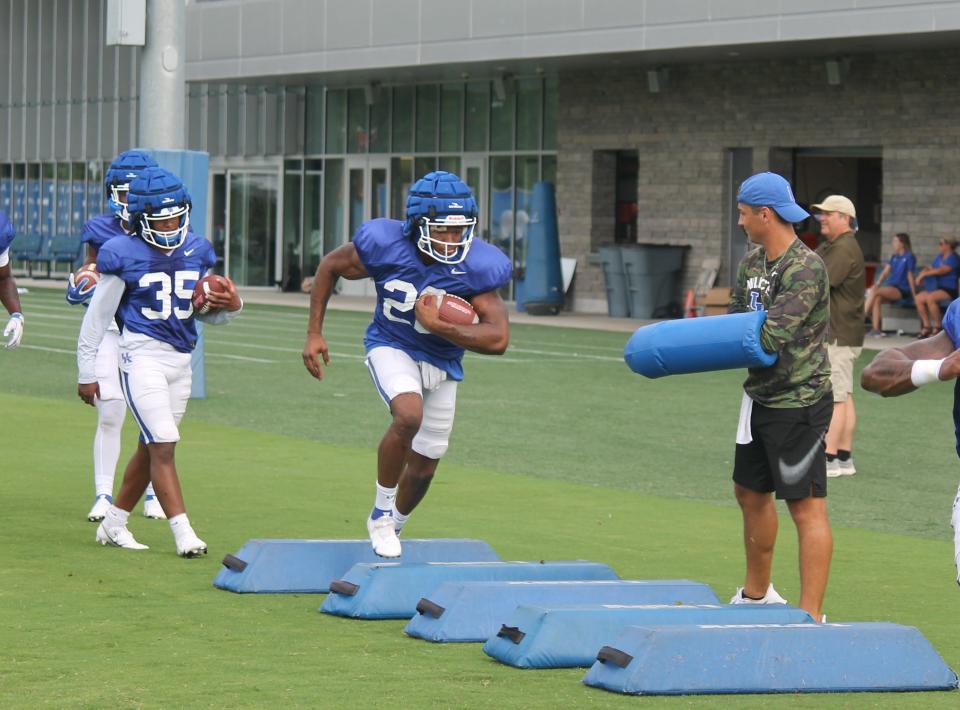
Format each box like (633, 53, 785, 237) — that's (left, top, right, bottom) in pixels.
(145, 483, 157, 498)
(104, 505, 130, 529)
(93, 398, 125, 497)
(374, 483, 397, 514)
(393, 507, 410, 532)
(168, 513, 194, 543)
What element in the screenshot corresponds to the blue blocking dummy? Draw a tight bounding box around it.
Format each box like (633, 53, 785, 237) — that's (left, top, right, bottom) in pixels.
(483, 604, 813, 668)
(404, 579, 721, 643)
(212, 539, 499, 593)
(583, 622, 959, 695)
(320, 561, 619, 619)
(624, 310, 777, 378)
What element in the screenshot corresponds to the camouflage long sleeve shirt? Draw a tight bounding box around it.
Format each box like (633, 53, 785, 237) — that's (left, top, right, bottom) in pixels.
(729, 238, 832, 408)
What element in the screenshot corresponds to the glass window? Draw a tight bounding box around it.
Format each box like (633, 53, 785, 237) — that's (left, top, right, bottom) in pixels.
(543, 76, 558, 150)
(390, 157, 414, 220)
(416, 85, 438, 153)
(542, 155, 557, 186)
(56, 163, 71, 236)
(490, 82, 515, 151)
(225, 86, 242, 156)
(326, 89, 347, 154)
(71, 163, 86, 238)
(305, 86, 325, 154)
(41, 163, 55, 237)
(369, 86, 390, 154)
(0, 164, 12, 215)
(392, 86, 414, 153)
(283, 167, 303, 290)
(516, 78, 542, 150)
(348, 168, 364, 240)
(440, 84, 463, 153)
(514, 156, 540, 268)
(489, 156, 513, 259)
(304, 161, 323, 274)
(347, 88, 367, 154)
(438, 157, 461, 176)
(414, 157, 436, 182)
(323, 159, 344, 254)
(207, 85, 223, 156)
(187, 86, 204, 151)
(464, 82, 488, 152)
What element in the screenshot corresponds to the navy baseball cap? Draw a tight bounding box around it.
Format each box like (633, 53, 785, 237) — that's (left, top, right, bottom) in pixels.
(737, 172, 810, 224)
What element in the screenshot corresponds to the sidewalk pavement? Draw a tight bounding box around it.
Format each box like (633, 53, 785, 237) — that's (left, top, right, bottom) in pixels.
(17, 278, 914, 347)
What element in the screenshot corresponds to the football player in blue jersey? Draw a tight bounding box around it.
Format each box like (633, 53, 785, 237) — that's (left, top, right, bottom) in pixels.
(0, 210, 24, 349)
(67, 150, 168, 523)
(302, 171, 512, 557)
(76, 167, 243, 557)
(862, 302, 960, 586)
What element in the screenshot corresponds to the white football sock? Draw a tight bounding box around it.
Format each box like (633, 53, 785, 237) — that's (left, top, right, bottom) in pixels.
(104, 505, 130, 529)
(168, 513, 194, 543)
(392, 508, 410, 532)
(93, 398, 125, 497)
(374, 483, 397, 515)
(145, 482, 157, 498)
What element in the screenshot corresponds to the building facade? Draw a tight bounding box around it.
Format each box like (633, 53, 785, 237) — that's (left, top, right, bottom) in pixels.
(2, 0, 960, 312)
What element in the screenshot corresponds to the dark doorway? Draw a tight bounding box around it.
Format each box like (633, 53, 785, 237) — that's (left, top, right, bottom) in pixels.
(614, 150, 638, 244)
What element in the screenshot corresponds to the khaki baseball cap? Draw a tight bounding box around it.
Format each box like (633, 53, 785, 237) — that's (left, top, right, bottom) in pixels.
(811, 195, 856, 218)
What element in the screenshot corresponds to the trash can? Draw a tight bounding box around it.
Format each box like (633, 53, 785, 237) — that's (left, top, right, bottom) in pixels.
(621, 245, 687, 319)
(598, 245, 630, 318)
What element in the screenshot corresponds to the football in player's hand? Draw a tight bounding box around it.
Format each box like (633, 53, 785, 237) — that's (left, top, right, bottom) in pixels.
(72, 264, 101, 293)
(192, 275, 228, 315)
(437, 294, 479, 325)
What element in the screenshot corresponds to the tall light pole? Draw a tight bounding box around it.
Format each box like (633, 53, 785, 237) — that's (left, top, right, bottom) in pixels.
(138, 0, 185, 149)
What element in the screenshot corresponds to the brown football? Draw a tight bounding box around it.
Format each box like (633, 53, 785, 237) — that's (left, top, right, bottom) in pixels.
(438, 293, 479, 325)
(192, 275, 228, 315)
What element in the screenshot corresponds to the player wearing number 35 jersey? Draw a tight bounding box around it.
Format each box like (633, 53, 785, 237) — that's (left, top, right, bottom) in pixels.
(302, 171, 511, 558)
(77, 167, 243, 557)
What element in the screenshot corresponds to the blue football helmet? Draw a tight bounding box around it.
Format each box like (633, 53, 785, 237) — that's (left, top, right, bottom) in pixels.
(403, 171, 478, 265)
(104, 150, 158, 224)
(127, 167, 191, 250)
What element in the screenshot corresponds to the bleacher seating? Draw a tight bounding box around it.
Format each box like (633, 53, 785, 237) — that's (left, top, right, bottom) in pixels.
(10, 233, 44, 277)
(11, 233, 83, 278)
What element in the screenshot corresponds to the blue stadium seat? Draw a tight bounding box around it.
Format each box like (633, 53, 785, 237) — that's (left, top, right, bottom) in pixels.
(49, 234, 84, 274)
(10, 232, 43, 276)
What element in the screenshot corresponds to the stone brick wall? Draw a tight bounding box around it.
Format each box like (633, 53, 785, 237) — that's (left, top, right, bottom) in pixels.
(557, 49, 960, 313)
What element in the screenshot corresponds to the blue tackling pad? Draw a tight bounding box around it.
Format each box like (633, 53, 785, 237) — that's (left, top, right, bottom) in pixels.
(320, 561, 619, 619)
(624, 310, 777, 378)
(484, 604, 813, 668)
(583, 622, 959, 695)
(404, 579, 720, 643)
(212, 539, 499, 593)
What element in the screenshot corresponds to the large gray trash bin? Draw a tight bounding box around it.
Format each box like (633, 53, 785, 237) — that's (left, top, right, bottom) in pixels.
(621, 245, 686, 319)
(598, 245, 630, 318)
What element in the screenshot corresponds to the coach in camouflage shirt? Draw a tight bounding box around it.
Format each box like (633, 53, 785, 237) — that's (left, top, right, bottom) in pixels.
(726, 172, 833, 623)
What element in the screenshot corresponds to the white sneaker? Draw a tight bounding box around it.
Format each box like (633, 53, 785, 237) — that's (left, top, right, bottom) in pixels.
(730, 583, 788, 605)
(175, 529, 208, 558)
(96, 522, 149, 550)
(367, 514, 402, 558)
(143, 495, 167, 519)
(87, 494, 113, 522)
(838, 459, 856, 476)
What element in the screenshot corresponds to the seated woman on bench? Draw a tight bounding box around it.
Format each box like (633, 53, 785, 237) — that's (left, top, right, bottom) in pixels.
(865, 232, 916, 337)
(914, 237, 960, 338)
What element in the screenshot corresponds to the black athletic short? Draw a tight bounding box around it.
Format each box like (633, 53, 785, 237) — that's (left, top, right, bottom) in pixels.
(733, 394, 833, 500)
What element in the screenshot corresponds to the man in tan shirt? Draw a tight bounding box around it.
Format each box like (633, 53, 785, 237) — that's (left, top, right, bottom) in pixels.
(813, 195, 865, 477)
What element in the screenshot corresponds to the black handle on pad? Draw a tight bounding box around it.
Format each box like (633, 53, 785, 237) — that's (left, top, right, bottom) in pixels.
(221, 554, 248, 572)
(415, 598, 446, 618)
(329, 579, 360, 596)
(596, 646, 633, 668)
(496, 625, 526, 645)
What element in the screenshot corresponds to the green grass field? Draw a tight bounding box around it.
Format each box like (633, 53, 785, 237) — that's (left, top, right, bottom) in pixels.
(2, 286, 959, 708)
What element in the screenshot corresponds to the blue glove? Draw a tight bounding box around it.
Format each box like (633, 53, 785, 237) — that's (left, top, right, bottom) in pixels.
(65, 269, 97, 305)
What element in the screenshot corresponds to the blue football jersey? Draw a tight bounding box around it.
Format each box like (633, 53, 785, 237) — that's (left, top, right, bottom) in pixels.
(81, 213, 126, 251)
(96, 231, 217, 353)
(942, 299, 960, 458)
(0, 210, 14, 253)
(354, 218, 512, 380)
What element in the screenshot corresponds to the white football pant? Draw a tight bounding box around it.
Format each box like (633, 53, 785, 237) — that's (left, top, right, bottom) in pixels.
(118, 336, 191, 444)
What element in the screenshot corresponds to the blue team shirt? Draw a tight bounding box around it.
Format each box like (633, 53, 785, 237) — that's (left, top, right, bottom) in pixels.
(81, 213, 126, 250)
(0, 210, 14, 253)
(354, 218, 512, 380)
(934, 252, 960, 292)
(942, 300, 960, 458)
(96, 231, 217, 353)
(885, 252, 916, 293)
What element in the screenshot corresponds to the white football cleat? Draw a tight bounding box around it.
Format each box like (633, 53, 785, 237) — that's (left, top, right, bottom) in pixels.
(87, 494, 113, 522)
(730, 583, 788, 605)
(176, 529, 208, 558)
(367, 514, 402, 558)
(96, 522, 149, 550)
(143, 495, 167, 520)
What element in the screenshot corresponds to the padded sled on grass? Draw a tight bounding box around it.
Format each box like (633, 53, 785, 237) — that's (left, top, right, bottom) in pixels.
(212, 539, 499, 593)
(404, 579, 720, 643)
(320, 561, 619, 619)
(484, 604, 813, 668)
(582, 622, 959, 695)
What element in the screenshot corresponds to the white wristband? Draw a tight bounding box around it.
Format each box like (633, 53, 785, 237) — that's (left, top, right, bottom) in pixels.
(911, 359, 945, 387)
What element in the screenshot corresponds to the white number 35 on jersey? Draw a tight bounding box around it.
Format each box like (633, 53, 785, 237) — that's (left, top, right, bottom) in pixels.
(139, 270, 200, 320)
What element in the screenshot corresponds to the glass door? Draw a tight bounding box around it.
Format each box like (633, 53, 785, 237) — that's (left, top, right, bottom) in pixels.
(224, 170, 279, 287)
(462, 155, 486, 241)
(344, 156, 391, 240)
